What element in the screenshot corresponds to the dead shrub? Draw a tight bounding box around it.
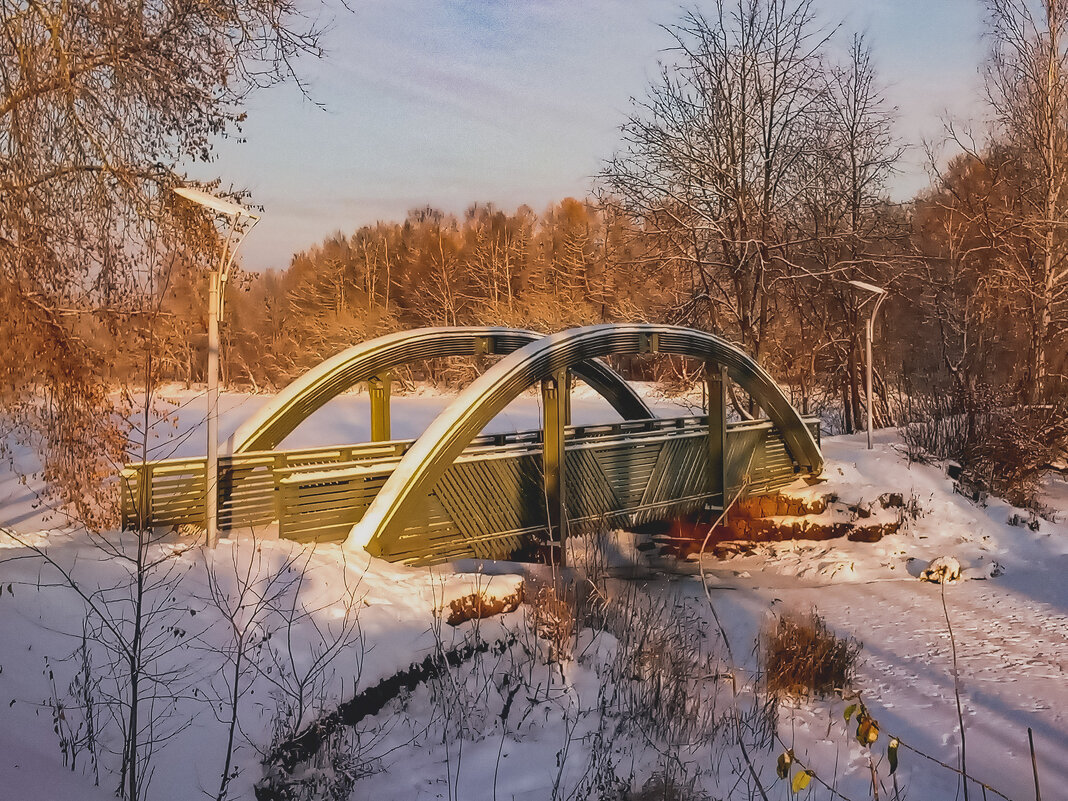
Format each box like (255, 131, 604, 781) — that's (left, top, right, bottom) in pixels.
(960, 404, 1068, 508)
(527, 583, 577, 662)
(593, 582, 746, 749)
(897, 384, 1068, 509)
(445, 584, 524, 626)
(897, 389, 968, 465)
(761, 609, 861, 697)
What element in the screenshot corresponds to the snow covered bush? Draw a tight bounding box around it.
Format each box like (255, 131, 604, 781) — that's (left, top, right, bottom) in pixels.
(919, 555, 962, 583)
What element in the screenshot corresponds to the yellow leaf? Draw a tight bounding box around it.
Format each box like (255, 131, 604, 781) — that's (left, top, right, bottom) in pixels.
(792, 769, 814, 793)
(857, 717, 880, 746)
(866, 720, 880, 744)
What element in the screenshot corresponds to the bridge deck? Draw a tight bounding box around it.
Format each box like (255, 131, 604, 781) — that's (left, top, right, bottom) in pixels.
(122, 416, 818, 564)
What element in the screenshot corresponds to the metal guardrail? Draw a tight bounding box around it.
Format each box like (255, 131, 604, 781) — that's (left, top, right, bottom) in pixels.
(122, 416, 819, 563)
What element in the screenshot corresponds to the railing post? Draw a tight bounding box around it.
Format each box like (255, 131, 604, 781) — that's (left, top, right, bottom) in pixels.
(120, 468, 134, 530)
(273, 453, 285, 525)
(542, 368, 568, 562)
(706, 363, 728, 510)
(368, 371, 391, 442)
(218, 456, 234, 535)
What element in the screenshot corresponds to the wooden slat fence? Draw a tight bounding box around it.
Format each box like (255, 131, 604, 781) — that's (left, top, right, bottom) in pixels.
(122, 416, 819, 564)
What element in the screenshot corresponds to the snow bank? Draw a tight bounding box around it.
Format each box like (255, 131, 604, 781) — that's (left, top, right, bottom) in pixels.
(1, 393, 1065, 801)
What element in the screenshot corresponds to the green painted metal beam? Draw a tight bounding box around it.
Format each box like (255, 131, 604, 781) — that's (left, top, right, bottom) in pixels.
(706, 362, 728, 509)
(368, 371, 391, 442)
(121, 415, 820, 554)
(122, 325, 822, 568)
(541, 368, 568, 554)
(354, 324, 822, 558)
(229, 327, 653, 454)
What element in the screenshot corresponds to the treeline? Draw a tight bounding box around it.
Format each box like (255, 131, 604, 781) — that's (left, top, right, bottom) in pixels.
(157, 199, 668, 391)
(153, 4, 1068, 436)
(3, 0, 1067, 516)
(154, 159, 1067, 420)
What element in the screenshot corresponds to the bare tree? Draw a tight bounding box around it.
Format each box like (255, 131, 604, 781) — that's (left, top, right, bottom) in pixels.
(406, 211, 471, 328)
(792, 33, 904, 430)
(464, 203, 528, 324)
(0, 0, 328, 511)
(602, 1, 833, 366)
(983, 0, 1068, 402)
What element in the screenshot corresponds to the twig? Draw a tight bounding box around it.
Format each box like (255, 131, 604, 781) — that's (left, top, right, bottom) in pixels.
(697, 446, 757, 663)
(893, 738, 1014, 801)
(941, 578, 969, 801)
(1028, 728, 1041, 801)
(772, 732, 862, 801)
(695, 452, 772, 801)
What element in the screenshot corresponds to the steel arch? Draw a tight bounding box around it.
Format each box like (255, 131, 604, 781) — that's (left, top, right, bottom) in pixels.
(350, 324, 823, 556)
(229, 326, 653, 454)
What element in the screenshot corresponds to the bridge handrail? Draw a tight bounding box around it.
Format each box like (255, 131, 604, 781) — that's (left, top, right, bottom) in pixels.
(350, 324, 823, 555)
(122, 411, 819, 533)
(273, 416, 820, 486)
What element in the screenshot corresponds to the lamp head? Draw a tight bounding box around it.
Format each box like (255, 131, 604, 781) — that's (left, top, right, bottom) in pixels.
(173, 187, 259, 220)
(848, 279, 886, 295)
(173, 185, 261, 320)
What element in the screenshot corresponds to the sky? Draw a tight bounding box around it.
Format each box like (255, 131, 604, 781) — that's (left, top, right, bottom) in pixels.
(196, 0, 989, 272)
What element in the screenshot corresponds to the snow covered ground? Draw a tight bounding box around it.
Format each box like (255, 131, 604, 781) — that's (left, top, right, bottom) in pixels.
(0, 387, 1065, 800)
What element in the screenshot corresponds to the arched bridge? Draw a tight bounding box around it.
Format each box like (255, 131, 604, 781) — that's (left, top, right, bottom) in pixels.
(122, 325, 822, 565)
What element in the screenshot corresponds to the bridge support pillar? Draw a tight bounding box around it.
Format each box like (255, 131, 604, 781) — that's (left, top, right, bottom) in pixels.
(369, 372, 392, 442)
(542, 368, 568, 561)
(706, 363, 728, 511)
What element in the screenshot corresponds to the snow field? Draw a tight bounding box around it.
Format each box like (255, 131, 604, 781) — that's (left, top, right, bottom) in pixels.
(0, 388, 1064, 800)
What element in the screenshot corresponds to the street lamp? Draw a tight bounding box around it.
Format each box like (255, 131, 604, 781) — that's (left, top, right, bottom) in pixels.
(173, 187, 260, 547)
(849, 280, 887, 450)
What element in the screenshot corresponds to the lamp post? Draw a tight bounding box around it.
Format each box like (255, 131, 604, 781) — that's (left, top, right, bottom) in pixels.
(173, 187, 260, 547)
(848, 280, 887, 450)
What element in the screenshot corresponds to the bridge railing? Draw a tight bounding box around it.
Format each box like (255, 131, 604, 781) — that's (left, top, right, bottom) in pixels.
(121, 416, 820, 547)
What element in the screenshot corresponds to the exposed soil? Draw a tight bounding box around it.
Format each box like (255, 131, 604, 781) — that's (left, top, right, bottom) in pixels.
(654, 491, 906, 559)
(446, 585, 525, 626)
(256, 634, 515, 801)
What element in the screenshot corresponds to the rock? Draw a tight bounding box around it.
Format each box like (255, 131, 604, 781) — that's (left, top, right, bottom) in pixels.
(919, 556, 962, 583)
(879, 492, 904, 509)
(846, 521, 900, 543)
(446, 584, 524, 626)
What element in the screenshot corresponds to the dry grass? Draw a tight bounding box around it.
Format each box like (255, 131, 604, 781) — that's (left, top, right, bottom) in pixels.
(761, 609, 861, 697)
(527, 583, 577, 662)
(627, 771, 710, 801)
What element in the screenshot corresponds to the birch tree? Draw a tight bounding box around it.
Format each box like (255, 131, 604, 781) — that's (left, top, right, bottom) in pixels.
(984, 0, 1068, 401)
